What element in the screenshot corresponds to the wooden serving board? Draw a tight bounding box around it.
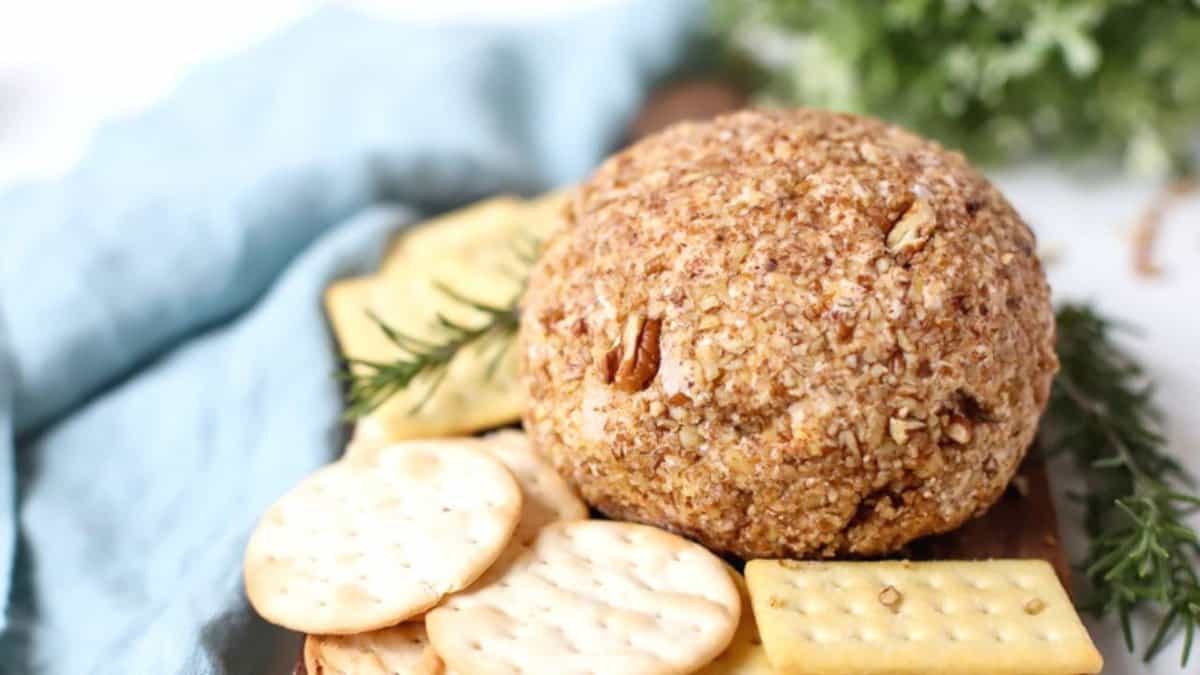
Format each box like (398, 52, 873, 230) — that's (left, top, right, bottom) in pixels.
(282, 81, 1069, 675)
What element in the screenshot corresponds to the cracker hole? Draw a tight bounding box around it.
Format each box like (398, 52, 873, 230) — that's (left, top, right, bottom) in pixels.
(1041, 631, 1060, 642)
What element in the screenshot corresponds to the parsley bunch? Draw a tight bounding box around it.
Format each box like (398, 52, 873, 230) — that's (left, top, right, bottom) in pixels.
(713, 0, 1200, 174)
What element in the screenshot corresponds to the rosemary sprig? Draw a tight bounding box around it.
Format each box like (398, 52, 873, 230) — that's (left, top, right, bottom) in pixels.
(1042, 304, 1200, 666)
(338, 283, 520, 419)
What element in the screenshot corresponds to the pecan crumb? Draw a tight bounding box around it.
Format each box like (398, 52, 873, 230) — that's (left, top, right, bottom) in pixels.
(888, 417, 925, 445)
(886, 198, 936, 258)
(667, 392, 692, 407)
(945, 417, 972, 444)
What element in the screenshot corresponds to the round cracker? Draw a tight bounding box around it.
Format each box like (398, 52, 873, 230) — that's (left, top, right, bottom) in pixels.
(305, 623, 442, 675)
(245, 441, 522, 634)
(427, 520, 740, 675)
(477, 431, 587, 544)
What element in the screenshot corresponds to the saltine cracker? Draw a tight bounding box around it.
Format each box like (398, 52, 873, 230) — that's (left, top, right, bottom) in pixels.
(244, 442, 522, 634)
(745, 558, 1102, 675)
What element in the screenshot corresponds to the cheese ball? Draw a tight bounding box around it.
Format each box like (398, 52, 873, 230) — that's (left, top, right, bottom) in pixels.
(519, 109, 1057, 559)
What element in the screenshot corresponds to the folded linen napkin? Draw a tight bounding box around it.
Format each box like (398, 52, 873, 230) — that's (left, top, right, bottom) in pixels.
(0, 3, 699, 672)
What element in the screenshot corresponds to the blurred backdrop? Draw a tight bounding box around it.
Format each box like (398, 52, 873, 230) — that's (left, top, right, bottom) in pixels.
(0, 0, 612, 185)
(0, 2, 1198, 674)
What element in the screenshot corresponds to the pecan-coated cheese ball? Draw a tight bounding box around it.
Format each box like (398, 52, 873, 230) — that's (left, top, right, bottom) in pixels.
(519, 109, 1057, 559)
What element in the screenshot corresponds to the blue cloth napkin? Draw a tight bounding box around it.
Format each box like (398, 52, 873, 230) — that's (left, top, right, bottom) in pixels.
(0, 3, 700, 672)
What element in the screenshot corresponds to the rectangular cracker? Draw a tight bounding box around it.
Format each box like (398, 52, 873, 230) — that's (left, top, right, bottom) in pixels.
(745, 559, 1102, 675)
(323, 275, 524, 440)
(324, 190, 570, 441)
(380, 191, 569, 279)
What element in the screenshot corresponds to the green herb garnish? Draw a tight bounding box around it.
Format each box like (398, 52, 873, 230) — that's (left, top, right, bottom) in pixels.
(1044, 304, 1200, 666)
(338, 283, 521, 419)
(712, 0, 1200, 174)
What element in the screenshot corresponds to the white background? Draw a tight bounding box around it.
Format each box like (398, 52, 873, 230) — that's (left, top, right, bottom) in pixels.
(1, 2, 1196, 673)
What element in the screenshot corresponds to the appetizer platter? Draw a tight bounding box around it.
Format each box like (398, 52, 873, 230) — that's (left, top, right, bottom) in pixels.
(246, 101, 1112, 674)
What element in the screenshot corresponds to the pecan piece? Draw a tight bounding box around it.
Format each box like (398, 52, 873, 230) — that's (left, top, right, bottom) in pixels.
(612, 314, 662, 392)
(886, 197, 936, 258)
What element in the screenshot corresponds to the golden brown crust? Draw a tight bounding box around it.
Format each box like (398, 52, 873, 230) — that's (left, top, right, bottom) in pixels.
(519, 109, 1057, 559)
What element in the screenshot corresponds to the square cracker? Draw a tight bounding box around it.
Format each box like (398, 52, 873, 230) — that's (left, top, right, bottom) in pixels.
(324, 190, 570, 442)
(698, 566, 774, 675)
(745, 559, 1102, 675)
(324, 275, 524, 440)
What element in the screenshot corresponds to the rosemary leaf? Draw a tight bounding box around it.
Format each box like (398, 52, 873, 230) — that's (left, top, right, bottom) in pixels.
(1043, 303, 1200, 666)
(338, 284, 521, 419)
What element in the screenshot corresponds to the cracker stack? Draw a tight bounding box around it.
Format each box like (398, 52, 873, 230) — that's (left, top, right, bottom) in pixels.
(245, 432, 745, 675)
(324, 192, 569, 446)
(248, 433, 1101, 674)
